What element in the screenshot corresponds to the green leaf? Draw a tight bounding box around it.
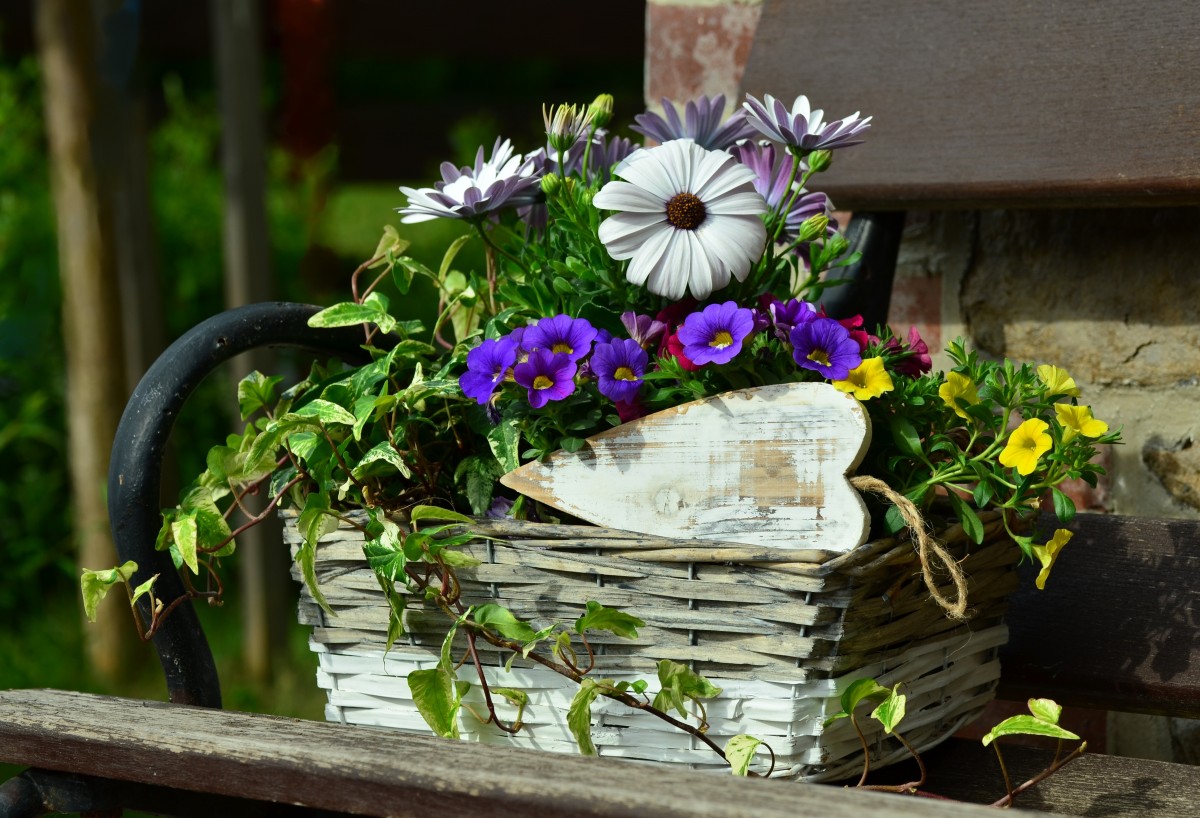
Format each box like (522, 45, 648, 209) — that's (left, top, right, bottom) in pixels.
(487, 418, 521, 473)
(170, 513, 200, 574)
(407, 667, 462, 739)
(653, 660, 722, 719)
(1027, 697, 1064, 724)
(454, 455, 504, 516)
(353, 440, 413, 480)
(574, 600, 645, 640)
(410, 505, 474, 528)
(473, 604, 540, 643)
(237, 371, 283, 420)
(981, 715, 1080, 747)
(947, 491, 984, 545)
(80, 561, 138, 622)
(888, 417, 925, 461)
(297, 493, 338, 615)
(1051, 487, 1077, 525)
(725, 734, 764, 776)
(370, 224, 410, 268)
(294, 399, 358, 427)
(491, 687, 529, 728)
(839, 678, 891, 717)
(567, 679, 602, 756)
(129, 574, 159, 607)
(307, 301, 383, 329)
(871, 685, 907, 735)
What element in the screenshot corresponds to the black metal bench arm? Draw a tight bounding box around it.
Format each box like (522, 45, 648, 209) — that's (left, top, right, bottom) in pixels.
(106, 302, 376, 708)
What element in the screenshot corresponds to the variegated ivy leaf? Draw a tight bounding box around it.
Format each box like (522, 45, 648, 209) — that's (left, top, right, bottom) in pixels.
(293, 399, 358, 427)
(352, 440, 412, 480)
(653, 660, 722, 720)
(80, 561, 138, 622)
(982, 698, 1079, 747)
(871, 685, 907, 735)
(575, 600, 645, 640)
(567, 678, 603, 756)
(725, 734, 764, 776)
(237, 370, 284, 420)
(296, 492, 338, 615)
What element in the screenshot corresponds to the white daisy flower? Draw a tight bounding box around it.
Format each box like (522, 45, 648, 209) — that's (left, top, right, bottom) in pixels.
(398, 138, 541, 223)
(593, 139, 768, 300)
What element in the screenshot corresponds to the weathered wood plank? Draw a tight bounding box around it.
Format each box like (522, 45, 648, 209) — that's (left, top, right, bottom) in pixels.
(502, 383, 871, 552)
(0, 689, 1059, 818)
(999, 512, 1200, 717)
(740, 0, 1200, 208)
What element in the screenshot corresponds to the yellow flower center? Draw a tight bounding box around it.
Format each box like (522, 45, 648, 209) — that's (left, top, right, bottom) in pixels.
(665, 192, 707, 230)
(551, 342, 573, 354)
(614, 366, 637, 382)
(709, 330, 734, 349)
(807, 349, 830, 367)
(532, 375, 554, 390)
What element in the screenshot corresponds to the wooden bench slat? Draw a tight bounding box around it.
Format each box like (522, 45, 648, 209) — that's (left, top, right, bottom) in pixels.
(0, 689, 1060, 818)
(998, 513, 1200, 717)
(740, 0, 1200, 208)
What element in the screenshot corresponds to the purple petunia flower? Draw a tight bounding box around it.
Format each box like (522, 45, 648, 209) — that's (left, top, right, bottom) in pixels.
(677, 301, 755, 366)
(513, 348, 578, 409)
(591, 339, 649, 403)
(459, 336, 518, 404)
(620, 311, 668, 351)
(523, 314, 598, 362)
(742, 94, 872, 153)
(631, 95, 757, 151)
(790, 317, 862, 380)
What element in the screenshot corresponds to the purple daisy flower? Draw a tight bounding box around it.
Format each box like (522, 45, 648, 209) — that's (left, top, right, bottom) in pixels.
(731, 142, 839, 244)
(677, 301, 755, 366)
(513, 349, 578, 409)
(742, 94, 872, 152)
(523, 314, 598, 362)
(790, 317, 862, 380)
(459, 336, 518, 405)
(398, 138, 542, 223)
(620, 311, 668, 351)
(631, 94, 757, 151)
(591, 339, 649, 403)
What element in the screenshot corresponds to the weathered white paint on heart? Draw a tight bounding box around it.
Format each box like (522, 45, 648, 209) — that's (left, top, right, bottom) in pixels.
(500, 382, 872, 553)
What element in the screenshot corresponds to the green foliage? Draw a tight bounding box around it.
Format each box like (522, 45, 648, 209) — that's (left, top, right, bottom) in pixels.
(982, 698, 1080, 747)
(725, 734, 764, 777)
(824, 678, 906, 734)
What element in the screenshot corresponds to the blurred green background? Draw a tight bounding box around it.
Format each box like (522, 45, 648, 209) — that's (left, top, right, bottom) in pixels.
(0, 0, 644, 734)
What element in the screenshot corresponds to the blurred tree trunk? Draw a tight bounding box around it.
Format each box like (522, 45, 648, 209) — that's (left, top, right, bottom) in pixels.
(36, 0, 136, 681)
(212, 0, 291, 682)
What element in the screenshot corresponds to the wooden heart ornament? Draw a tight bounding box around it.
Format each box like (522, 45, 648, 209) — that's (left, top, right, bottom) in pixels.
(500, 382, 872, 553)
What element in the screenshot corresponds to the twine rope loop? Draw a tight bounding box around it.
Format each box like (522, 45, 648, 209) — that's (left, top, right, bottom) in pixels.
(849, 475, 969, 620)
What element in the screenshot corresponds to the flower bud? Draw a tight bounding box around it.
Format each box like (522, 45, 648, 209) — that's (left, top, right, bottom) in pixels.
(541, 172, 562, 197)
(588, 93, 614, 129)
(808, 149, 833, 173)
(543, 103, 591, 154)
(797, 213, 830, 243)
(825, 234, 850, 259)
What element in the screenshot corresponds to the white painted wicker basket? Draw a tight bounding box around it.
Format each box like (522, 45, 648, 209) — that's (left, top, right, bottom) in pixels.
(286, 508, 1017, 782)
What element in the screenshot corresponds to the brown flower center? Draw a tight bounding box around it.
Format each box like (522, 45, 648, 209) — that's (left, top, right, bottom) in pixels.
(665, 192, 706, 230)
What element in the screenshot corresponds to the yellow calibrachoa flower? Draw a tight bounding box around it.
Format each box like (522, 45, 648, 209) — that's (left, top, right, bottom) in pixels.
(1037, 364, 1081, 397)
(833, 357, 894, 400)
(938, 371, 980, 419)
(1032, 528, 1073, 590)
(1054, 403, 1109, 444)
(999, 418, 1052, 475)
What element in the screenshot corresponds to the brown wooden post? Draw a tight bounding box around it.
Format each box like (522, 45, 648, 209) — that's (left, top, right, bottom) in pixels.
(211, 0, 289, 682)
(35, 0, 136, 680)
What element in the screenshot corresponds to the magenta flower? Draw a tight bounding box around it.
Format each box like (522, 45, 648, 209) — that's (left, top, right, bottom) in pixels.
(631, 94, 756, 151)
(883, 326, 933, 376)
(677, 301, 755, 366)
(523, 314, 598, 362)
(591, 339, 649, 403)
(513, 349, 578, 409)
(790, 317, 862, 380)
(459, 336, 518, 405)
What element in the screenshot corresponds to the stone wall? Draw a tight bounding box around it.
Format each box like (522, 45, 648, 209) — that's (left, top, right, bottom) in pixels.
(646, 0, 1200, 760)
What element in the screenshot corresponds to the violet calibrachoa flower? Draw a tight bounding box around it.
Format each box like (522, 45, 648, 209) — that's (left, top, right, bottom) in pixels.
(790, 318, 862, 380)
(591, 339, 649, 403)
(523, 314, 598, 362)
(459, 337, 518, 405)
(677, 301, 755, 366)
(513, 349, 577, 409)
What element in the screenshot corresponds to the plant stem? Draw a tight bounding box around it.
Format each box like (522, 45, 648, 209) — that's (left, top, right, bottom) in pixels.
(989, 741, 1088, 809)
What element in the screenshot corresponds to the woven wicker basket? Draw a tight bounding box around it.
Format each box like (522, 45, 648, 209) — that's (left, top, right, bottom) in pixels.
(286, 506, 1018, 781)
